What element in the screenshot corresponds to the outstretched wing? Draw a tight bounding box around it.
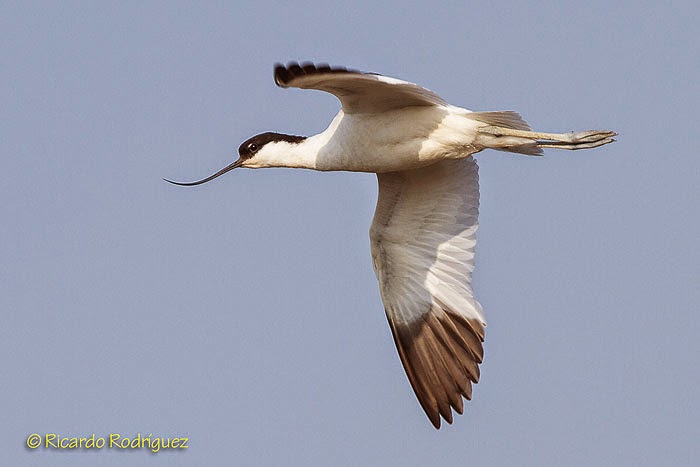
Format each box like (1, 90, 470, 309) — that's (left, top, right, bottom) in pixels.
(274, 62, 446, 114)
(370, 157, 485, 429)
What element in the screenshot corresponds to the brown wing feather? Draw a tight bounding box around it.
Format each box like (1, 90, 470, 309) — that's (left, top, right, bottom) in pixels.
(388, 307, 485, 429)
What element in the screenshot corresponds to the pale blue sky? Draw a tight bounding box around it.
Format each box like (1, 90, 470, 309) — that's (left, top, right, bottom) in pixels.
(3, 1, 699, 465)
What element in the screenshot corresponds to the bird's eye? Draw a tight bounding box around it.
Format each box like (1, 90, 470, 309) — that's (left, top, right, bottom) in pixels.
(248, 143, 258, 153)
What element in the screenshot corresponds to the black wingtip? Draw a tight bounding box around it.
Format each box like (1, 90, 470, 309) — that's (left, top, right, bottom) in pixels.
(273, 62, 289, 87)
(273, 61, 351, 88)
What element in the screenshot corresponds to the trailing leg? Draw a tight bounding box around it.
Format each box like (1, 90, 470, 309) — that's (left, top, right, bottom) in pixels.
(477, 125, 616, 151)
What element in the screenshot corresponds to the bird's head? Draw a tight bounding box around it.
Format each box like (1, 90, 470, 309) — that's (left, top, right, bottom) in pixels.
(164, 132, 307, 186)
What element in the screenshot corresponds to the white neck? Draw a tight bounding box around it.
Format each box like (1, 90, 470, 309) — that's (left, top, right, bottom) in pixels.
(245, 111, 344, 170)
(249, 137, 325, 170)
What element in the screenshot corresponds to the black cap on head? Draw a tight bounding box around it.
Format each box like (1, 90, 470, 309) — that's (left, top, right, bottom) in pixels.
(238, 132, 306, 159)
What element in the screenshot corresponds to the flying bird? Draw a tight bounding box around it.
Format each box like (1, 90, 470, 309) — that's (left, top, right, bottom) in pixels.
(166, 62, 615, 428)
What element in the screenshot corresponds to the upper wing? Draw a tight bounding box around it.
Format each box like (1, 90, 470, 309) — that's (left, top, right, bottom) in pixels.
(369, 157, 485, 429)
(274, 62, 447, 114)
